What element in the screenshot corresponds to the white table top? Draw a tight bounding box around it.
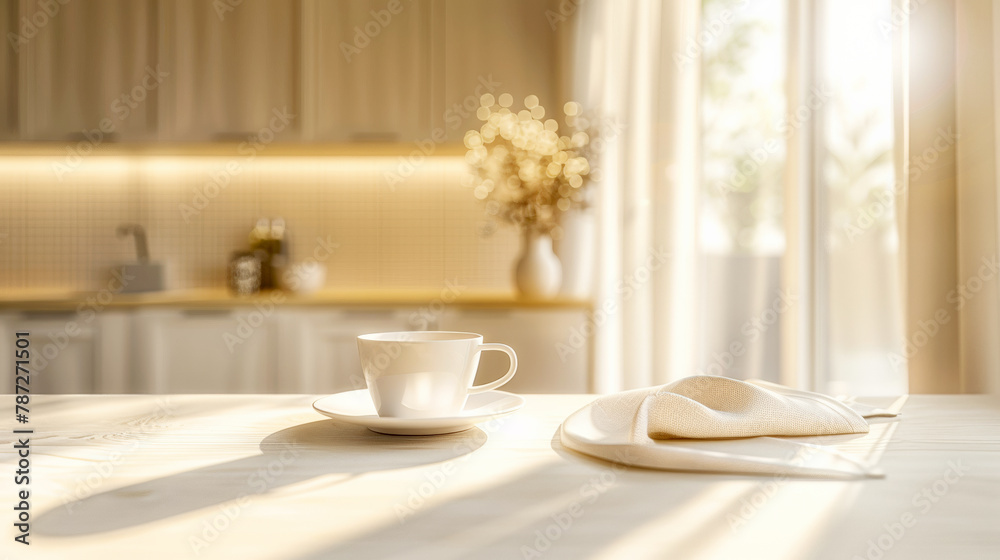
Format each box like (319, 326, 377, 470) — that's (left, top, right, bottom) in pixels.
(3, 394, 999, 559)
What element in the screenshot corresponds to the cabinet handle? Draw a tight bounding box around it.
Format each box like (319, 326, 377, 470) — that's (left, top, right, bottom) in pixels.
(448, 310, 514, 318)
(211, 132, 257, 142)
(181, 309, 235, 317)
(19, 310, 78, 320)
(349, 132, 400, 142)
(341, 309, 397, 318)
(65, 131, 120, 143)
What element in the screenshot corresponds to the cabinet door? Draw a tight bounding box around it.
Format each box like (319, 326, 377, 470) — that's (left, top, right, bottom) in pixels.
(95, 311, 132, 393)
(158, 0, 300, 141)
(438, 309, 590, 393)
(0, 311, 98, 394)
(440, 0, 562, 143)
(276, 308, 421, 394)
(16, 0, 159, 141)
(0, 1, 18, 140)
(302, 0, 434, 142)
(132, 309, 274, 393)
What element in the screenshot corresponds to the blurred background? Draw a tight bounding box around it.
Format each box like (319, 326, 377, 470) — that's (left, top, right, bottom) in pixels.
(0, 0, 905, 397)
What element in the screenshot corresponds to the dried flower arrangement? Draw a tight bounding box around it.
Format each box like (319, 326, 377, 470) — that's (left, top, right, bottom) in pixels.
(464, 93, 592, 236)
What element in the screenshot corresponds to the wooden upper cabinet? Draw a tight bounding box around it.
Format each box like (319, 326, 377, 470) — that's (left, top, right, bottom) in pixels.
(158, 0, 301, 142)
(2, 0, 561, 144)
(301, 0, 562, 144)
(0, 1, 18, 140)
(15, 0, 159, 142)
(440, 0, 562, 144)
(302, 0, 435, 142)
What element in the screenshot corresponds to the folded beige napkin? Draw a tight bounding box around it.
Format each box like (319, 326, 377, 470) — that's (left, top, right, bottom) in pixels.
(560, 375, 901, 477)
(645, 376, 871, 439)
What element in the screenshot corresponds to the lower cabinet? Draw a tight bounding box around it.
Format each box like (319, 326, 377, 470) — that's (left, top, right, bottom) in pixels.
(276, 308, 419, 394)
(438, 309, 591, 393)
(0, 311, 130, 394)
(0, 304, 592, 394)
(131, 309, 275, 393)
(274, 307, 591, 394)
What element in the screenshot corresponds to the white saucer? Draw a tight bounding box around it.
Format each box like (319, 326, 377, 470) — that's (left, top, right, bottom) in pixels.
(312, 390, 525, 436)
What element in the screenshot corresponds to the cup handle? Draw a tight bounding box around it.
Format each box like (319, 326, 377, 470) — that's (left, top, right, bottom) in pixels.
(468, 343, 518, 394)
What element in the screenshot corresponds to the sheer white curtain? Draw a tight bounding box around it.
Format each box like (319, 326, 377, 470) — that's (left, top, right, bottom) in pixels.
(570, 0, 913, 394)
(899, 0, 1000, 394)
(568, 0, 701, 392)
(953, 0, 1000, 394)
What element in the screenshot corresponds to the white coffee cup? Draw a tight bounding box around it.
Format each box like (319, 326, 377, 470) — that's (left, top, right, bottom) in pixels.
(357, 331, 518, 419)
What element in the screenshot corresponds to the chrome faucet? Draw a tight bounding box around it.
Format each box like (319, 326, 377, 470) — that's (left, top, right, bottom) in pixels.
(116, 223, 150, 264)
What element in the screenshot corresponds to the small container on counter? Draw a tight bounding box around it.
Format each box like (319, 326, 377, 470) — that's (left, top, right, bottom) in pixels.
(228, 251, 261, 296)
(248, 217, 289, 290)
(248, 218, 273, 289)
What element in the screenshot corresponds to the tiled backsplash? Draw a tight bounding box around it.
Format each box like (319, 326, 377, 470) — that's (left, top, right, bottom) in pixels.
(0, 155, 519, 292)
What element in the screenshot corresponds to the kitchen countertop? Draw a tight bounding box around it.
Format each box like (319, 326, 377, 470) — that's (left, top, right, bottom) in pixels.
(2, 394, 999, 559)
(0, 141, 468, 157)
(0, 288, 593, 311)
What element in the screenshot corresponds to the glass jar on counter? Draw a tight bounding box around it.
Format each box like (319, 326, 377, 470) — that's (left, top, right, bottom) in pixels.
(228, 251, 261, 296)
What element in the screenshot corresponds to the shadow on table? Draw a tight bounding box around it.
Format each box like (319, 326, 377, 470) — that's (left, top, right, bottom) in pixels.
(286, 429, 778, 560)
(35, 420, 487, 536)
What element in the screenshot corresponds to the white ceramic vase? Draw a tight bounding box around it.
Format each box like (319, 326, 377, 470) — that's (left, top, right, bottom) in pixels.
(554, 208, 596, 298)
(515, 230, 562, 299)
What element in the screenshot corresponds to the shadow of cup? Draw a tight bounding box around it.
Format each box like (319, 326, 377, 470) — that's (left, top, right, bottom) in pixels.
(36, 420, 487, 536)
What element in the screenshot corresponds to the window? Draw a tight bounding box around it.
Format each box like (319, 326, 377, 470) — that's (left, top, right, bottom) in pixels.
(699, 0, 904, 395)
